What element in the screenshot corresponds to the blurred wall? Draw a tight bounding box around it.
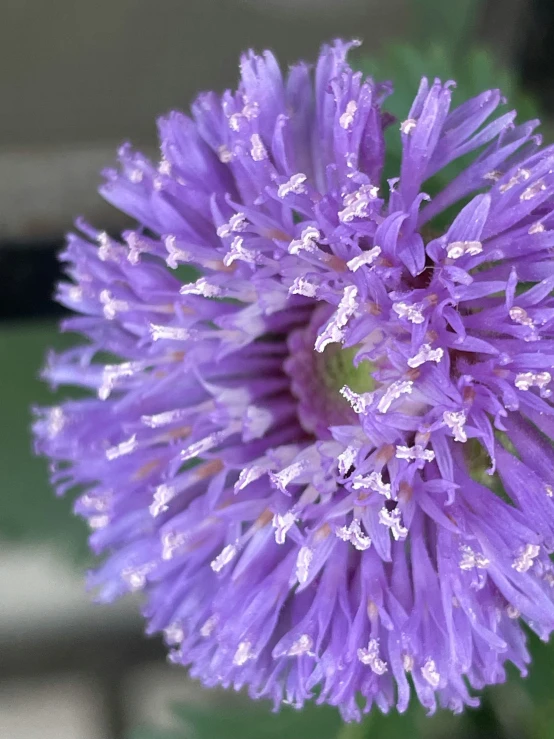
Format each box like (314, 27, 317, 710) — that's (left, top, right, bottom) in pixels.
(2, 0, 409, 150)
(0, 0, 527, 241)
(1, 0, 412, 240)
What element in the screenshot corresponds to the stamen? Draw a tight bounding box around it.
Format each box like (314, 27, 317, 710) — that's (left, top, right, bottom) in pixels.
(346, 246, 382, 272)
(315, 285, 359, 352)
(210, 543, 238, 572)
(289, 226, 321, 255)
(150, 324, 191, 341)
(357, 639, 388, 674)
(351, 471, 391, 498)
(250, 133, 268, 161)
(105, 434, 138, 460)
(244, 406, 273, 441)
(337, 446, 357, 476)
(289, 276, 318, 298)
(121, 563, 154, 592)
(392, 301, 425, 324)
(421, 659, 440, 688)
(336, 519, 372, 550)
(446, 241, 483, 259)
(512, 543, 540, 573)
(200, 615, 218, 637)
(408, 344, 444, 368)
(150, 484, 176, 517)
(270, 460, 308, 493)
(338, 184, 379, 223)
(99, 290, 129, 319)
(89, 515, 109, 530)
(402, 653, 414, 672)
(217, 145, 233, 163)
(67, 286, 83, 303)
(272, 511, 297, 544)
(286, 634, 314, 657)
(277, 173, 307, 198)
(296, 546, 313, 584)
(339, 100, 358, 130)
(228, 113, 243, 131)
(515, 371, 551, 393)
(46, 407, 65, 437)
(443, 410, 468, 443)
(216, 213, 248, 239)
(80, 491, 111, 512)
(521, 179, 547, 201)
(126, 233, 152, 264)
(180, 278, 222, 297)
(242, 100, 260, 119)
(400, 118, 417, 135)
(163, 623, 184, 645)
(161, 531, 186, 561)
(340, 385, 375, 414)
(459, 545, 489, 570)
(378, 507, 408, 540)
(158, 159, 171, 176)
(509, 306, 534, 329)
(235, 463, 270, 492)
(377, 380, 413, 414)
(97, 232, 121, 261)
(165, 235, 193, 268)
(499, 168, 531, 193)
(141, 409, 189, 428)
(233, 641, 255, 666)
(129, 168, 143, 183)
(99, 362, 144, 400)
(223, 236, 259, 266)
(179, 432, 224, 462)
(395, 444, 435, 462)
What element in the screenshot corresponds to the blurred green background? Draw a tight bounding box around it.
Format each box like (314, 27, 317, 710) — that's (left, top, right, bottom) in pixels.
(2, 0, 554, 737)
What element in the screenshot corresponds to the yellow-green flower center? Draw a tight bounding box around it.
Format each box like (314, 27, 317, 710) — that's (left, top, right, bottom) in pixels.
(316, 344, 377, 398)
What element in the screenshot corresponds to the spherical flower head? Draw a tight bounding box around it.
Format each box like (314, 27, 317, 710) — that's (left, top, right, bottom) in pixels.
(33, 39, 554, 720)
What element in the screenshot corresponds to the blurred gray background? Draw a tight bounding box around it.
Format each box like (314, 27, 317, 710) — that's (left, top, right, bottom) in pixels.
(0, 0, 522, 242)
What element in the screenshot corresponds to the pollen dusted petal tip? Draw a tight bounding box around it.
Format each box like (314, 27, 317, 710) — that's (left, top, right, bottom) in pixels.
(33, 38, 554, 722)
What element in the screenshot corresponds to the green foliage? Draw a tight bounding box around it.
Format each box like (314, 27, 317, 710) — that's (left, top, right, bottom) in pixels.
(130, 689, 342, 739)
(359, 43, 540, 125)
(411, 0, 481, 54)
(0, 321, 90, 561)
(172, 694, 342, 739)
(130, 651, 554, 739)
(132, 729, 183, 739)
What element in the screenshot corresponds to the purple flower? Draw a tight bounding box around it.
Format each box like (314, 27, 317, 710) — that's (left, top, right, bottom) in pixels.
(33, 39, 554, 720)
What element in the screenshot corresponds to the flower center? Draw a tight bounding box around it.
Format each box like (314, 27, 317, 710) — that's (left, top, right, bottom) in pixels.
(315, 343, 377, 397)
(284, 306, 377, 439)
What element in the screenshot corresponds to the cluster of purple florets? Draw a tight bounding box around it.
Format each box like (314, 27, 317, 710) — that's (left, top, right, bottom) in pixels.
(34, 40, 554, 720)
